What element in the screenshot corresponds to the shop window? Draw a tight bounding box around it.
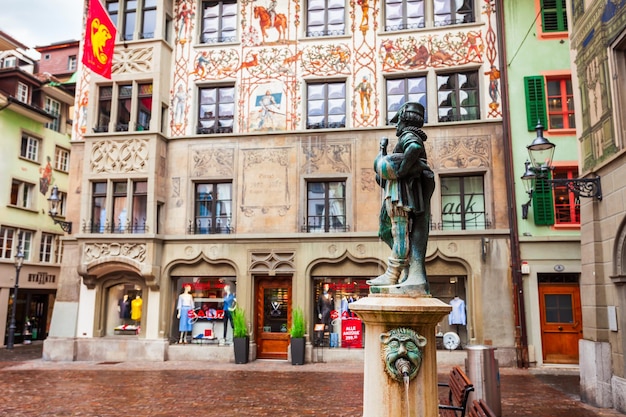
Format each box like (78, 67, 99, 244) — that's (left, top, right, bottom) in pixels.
(45, 97, 61, 132)
(312, 278, 369, 348)
(39, 233, 56, 263)
(191, 182, 233, 234)
(89, 179, 148, 233)
(10, 179, 35, 209)
(437, 70, 480, 122)
(440, 175, 486, 230)
(306, 81, 346, 129)
(107, 284, 144, 336)
(541, 0, 567, 33)
(20, 134, 40, 162)
(386, 75, 428, 124)
(306, 0, 345, 37)
(384, 0, 424, 31)
(171, 278, 235, 343)
(433, 0, 475, 27)
(429, 276, 468, 347)
(200, 0, 237, 43)
(197, 85, 235, 134)
(305, 180, 347, 232)
(54, 146, 70, 172)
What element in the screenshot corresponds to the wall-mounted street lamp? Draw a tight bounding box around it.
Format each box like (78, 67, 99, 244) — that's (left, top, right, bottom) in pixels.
(6, 236, 24, 349)
(520, 122, 602, 220)
(47, 185, 72, 233)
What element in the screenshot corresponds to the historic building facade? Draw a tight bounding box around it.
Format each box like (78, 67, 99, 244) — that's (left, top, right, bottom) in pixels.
(503, 1, 584, 368)
(0, 33, 73, 347)
(43, 0, 521, 365)
(569, 0, 626, 412)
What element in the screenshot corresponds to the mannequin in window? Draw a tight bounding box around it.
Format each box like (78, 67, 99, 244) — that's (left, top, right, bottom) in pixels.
(118, 294, 131, 323)
(222, 284, 236, 341)
(317, 283, 333, 331)
(177, 284, 194, 344)
(449, 296, 466, 326)
(131, 293, 143, 325)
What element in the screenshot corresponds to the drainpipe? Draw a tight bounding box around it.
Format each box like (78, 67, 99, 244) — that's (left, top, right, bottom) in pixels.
(495, 0, 529, 368)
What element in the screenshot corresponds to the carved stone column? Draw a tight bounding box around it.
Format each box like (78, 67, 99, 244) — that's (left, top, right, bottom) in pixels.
(349, 295, 451, 417)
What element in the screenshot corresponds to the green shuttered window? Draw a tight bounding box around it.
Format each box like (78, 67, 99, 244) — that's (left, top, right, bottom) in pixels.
(524, 76, 547, 131)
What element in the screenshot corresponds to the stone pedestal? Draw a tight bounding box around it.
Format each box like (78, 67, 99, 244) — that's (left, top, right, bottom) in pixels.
(349, 295, 451, 417)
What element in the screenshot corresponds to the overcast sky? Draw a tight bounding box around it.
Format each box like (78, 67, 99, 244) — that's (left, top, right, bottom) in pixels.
(0, 0, 84, 52)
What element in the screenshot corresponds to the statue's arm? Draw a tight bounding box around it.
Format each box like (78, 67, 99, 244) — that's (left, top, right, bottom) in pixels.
(396, 142, 425, 177)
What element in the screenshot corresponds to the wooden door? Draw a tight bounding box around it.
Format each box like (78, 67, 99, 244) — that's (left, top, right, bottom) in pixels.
(255, 276, 292, 360)
(538, 283, 582, 364)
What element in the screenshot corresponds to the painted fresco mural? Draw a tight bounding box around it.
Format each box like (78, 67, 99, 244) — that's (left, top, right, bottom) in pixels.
(71, 0, 502, 140)
(169, 0, 501, 137)
(570, 0, 626, 171)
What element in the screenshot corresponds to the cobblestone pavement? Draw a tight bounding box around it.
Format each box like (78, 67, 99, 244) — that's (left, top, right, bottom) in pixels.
(0, 342, 623, 416)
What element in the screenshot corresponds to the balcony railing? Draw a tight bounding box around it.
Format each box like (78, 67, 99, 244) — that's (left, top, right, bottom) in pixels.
(188, 218, 234, 235)
(82, 218, 148, 234)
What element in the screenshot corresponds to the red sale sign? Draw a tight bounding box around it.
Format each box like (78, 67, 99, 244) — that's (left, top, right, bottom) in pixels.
(341, 318, 363, 348)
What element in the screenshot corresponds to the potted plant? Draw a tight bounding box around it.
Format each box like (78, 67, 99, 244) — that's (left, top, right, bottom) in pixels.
(289, 307, 306, 365)
(232, 307, 249, 364)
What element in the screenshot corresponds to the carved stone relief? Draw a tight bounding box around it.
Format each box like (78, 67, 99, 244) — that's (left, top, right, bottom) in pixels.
(111, 47, 154, 75)
(300, 138, 352, 174)
(84, 242, 147, 263)
(360, 168, 376, 192)
(241, 148, 290, 216)
(250, 251, 296, 275)
(90, 138, 149, 174)
(432, 136, 491, 169)
(190, 147, 235, 177)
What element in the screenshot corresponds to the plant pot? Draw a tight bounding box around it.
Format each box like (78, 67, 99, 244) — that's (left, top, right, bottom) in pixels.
(233, 336, 249, 364)
(290, 337, 305, 365)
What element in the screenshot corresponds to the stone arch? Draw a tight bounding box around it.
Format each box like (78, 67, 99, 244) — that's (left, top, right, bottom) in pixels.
(93, 270, 146, 337)
(78, 241, 159, 289)
(307, 250, 384, 277)
(426, 249, 472, 277)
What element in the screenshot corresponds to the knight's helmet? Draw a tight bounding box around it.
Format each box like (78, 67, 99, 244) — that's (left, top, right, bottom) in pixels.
(389, 102, 425, 126)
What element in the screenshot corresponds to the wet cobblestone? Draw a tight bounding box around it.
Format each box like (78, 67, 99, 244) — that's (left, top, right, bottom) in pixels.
(0, 343, 623, 416)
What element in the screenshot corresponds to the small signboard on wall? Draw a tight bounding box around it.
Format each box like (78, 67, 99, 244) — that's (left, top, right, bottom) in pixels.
(341, 318, 363, 348)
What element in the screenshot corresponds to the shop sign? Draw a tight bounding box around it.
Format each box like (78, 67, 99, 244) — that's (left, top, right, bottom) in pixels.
(341, 318, 362, 348)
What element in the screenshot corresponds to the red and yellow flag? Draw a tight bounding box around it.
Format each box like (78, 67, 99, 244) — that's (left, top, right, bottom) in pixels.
(82, 0, 116, 79)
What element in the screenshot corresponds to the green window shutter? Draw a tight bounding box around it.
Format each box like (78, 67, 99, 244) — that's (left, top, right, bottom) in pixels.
(524, 76, 547, 130)
(541, 0, 568, 32)
(533, 176, 555, 225)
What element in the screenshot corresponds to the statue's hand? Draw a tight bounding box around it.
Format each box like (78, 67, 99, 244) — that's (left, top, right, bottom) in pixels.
(380, 137, 388, 154)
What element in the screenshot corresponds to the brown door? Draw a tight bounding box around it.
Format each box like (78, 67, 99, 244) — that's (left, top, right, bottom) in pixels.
(255, 276, 292, 360)
(539, 283, 582, 364)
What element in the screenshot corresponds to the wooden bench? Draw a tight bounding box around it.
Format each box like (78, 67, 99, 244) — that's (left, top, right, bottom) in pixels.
(438, 366, 475, 417)
(467, 399, 497, 417)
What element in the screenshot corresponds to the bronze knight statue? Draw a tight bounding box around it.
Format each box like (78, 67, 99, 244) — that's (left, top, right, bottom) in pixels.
(368, 102, 435, 295)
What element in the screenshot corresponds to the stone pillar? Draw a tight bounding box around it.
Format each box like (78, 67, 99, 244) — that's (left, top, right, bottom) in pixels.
(349, 295, 451, 417)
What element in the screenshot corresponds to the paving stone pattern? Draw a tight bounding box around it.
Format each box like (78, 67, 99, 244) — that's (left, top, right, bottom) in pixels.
(0, 343, 623, 416)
